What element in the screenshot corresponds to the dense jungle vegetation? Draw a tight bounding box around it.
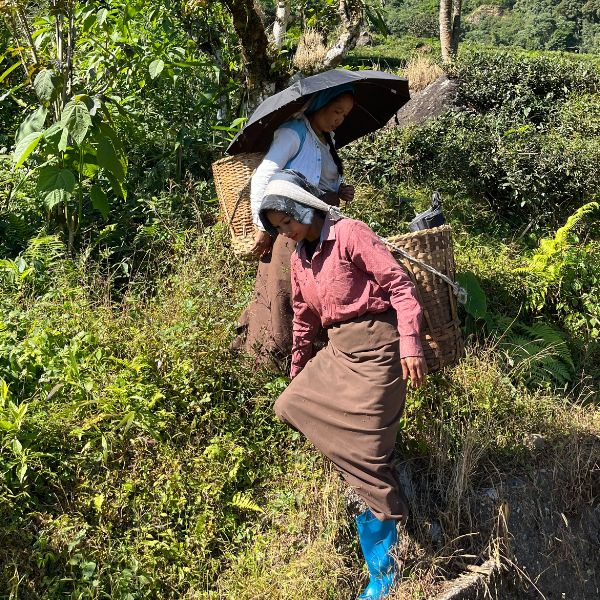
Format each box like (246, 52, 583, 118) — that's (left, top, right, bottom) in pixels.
(0, 1, 599, 599)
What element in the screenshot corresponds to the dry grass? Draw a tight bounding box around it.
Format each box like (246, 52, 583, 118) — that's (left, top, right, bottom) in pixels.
(293, 29, 328, 74)
(211, 348, 599, 599)
(404, 55, 444, 92)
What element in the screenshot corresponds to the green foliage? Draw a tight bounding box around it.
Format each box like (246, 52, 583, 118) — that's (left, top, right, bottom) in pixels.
(485, 315, 576, 388)
(517, 202, 600, 339)
(383, 0, 600, 53)
(461, 0, 600, 53)
(450, 48, 600, 118)
(385, 0, 440, 38)
(347, 50, 600, 226)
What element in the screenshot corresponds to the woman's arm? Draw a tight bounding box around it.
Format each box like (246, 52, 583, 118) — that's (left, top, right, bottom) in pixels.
(250, 128, 301, 229)
(290, 265, 321, 378)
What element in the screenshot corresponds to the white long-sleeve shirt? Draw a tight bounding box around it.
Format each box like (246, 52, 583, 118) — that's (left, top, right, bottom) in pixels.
(250, 117, 342, 230)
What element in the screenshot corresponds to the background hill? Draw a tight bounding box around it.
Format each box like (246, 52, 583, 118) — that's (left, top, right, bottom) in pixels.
(386, 0, 600, 53)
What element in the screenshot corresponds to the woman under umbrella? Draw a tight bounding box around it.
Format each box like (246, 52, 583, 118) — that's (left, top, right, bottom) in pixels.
(233, 84, 356, 367)
(258, 170, 427, 599)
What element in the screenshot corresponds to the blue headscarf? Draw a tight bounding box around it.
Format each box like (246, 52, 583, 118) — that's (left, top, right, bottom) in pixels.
(304, 83, 355, 116)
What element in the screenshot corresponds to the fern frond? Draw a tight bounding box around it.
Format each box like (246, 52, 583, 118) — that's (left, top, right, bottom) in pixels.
(229, 492, 264, 514)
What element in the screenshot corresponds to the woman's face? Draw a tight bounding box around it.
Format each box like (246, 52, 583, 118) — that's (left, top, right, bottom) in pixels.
(309, 93, 354, 134)
(265, 210, 311, 243)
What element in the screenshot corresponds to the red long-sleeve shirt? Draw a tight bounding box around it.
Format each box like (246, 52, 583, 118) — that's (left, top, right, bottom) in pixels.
(290, 216, 424, 378)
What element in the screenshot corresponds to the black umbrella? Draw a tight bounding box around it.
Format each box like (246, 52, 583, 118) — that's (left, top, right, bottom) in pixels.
(226, 69, 410, 155)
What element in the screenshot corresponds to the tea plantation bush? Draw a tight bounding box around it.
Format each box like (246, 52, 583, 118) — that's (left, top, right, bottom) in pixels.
(346, 49, 600, 227)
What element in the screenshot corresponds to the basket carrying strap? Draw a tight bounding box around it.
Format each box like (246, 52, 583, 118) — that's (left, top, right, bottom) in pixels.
(382, 238, 467, 305)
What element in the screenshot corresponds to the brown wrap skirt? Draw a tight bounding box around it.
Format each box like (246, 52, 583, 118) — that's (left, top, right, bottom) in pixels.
(275, 309, 409, 522)
(235, 235, 295, 368)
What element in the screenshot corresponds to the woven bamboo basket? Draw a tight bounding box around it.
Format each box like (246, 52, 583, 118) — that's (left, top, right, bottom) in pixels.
(212, 152, 264, 259)
(387, 225, 464, 373)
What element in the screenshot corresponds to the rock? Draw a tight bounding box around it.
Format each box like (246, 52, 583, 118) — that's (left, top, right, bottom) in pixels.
(395, 460, 416, 501)
(392, 74, 461, 128)
(524, 433, 546, 450)
(482, 487, 499, 502)
(355, 32, 373, 47)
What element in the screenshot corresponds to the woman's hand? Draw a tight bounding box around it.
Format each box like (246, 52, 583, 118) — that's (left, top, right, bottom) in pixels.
(401, 356, 427, 389)
(251, 230, 274, 258)
(322, 191, 341, 207)
(338, 184, 355, 203)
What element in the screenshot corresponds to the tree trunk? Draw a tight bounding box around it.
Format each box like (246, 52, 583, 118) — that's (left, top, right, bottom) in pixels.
(323, 0, 364, 69)
(440, 0, 462, 63)
(451, 0, 462, 56)
(272, 0, 290, 50)
(221, 0, 274, 99)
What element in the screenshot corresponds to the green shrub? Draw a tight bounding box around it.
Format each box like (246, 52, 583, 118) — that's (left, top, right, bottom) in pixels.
(450, 48, 600, 120)
(349, 98, 600, 226)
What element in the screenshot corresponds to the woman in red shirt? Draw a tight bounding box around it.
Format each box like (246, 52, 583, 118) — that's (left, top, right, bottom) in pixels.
(259, 170, 427, 599)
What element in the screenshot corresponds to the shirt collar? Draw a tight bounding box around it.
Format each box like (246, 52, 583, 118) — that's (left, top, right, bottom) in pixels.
(295, 214, 339, 258)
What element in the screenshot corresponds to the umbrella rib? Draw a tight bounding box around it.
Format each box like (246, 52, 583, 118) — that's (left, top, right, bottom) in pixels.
(355, 103, 384, 126)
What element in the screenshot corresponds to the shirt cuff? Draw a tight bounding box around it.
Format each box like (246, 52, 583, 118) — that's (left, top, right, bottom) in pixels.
(290, 345, 313, 378)
(399, 334, 424, 359)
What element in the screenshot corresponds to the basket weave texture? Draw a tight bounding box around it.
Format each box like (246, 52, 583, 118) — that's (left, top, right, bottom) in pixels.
(387, 225, 464, 373)
(212, 152, 264, 258)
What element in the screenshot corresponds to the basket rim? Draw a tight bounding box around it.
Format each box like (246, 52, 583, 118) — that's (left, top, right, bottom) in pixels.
(387, 224, 452, 241)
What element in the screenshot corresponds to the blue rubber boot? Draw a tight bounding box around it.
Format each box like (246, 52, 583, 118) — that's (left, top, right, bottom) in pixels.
(356, 509, 399, 599)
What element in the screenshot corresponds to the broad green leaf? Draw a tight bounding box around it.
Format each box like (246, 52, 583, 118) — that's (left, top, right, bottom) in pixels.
(90, 184, 109, 219)
(97, 135, 125, 183)
(82, 9, 97, 32)
(79, 155, 100, 178)
(456, 272, 487, 319)
(43, 122, 64, 143)
(103, 169, 126, 200)
(37, 166, 76, 194)
(16, 106, 48, 144)
(98, 122, 125, 155)
(97, 8, 108, 26)
(33, 69, 55, 104)
(58, 126, 70, 152)
(81, 561, 96, 580)
(0, 61, 20, 84)
(13, 131, 44, 169)
(149, 59, 164, 79)
(61, 99, 92, 145)
(43, 188, 70, 210)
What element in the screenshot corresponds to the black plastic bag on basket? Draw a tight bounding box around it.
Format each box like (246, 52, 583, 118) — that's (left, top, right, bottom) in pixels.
(408, 191, 445, 232)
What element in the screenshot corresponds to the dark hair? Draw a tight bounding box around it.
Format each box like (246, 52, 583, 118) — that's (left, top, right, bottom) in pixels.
(324, 132, 344, 176)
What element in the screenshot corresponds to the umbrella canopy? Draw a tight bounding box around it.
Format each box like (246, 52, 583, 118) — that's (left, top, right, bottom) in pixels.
(226, 69, 410, 155)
